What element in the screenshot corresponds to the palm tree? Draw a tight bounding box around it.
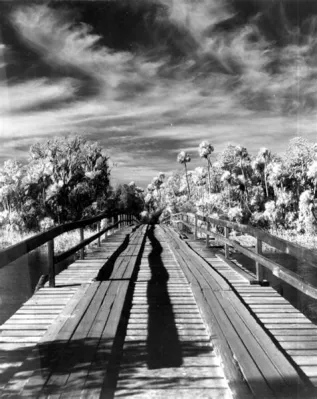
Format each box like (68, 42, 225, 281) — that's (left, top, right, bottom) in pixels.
(198, 141, 214, 193)
(177, 151, 191, 199)
(258, 147, 271, 198)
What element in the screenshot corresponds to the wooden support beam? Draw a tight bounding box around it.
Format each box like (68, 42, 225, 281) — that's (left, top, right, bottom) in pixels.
(97, 222, 101, 247)
(225, 226, 229, 259)
(206, 220, 210, 248)
(255, 238, 266, 284)
(105, 218, 108, 240)
(80, 228, 84, 260)
(48, 240, 55, 288)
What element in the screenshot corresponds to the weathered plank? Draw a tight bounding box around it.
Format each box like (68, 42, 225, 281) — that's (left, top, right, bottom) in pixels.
(179, 228, 317, 391)
(115, 225, 233, 399)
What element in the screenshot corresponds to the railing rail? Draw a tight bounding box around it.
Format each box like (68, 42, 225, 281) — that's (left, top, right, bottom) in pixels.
(160, 215, 171, 224)
(172, 212, 317, 300)
(0, 212, 139, 287)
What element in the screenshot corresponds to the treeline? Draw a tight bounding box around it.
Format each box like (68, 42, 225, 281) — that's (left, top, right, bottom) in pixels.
(0, 136, 144, 232)
(144, 137, 317, 233)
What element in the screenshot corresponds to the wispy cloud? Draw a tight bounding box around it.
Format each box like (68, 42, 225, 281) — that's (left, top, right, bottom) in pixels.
(1, 1, 317, 185)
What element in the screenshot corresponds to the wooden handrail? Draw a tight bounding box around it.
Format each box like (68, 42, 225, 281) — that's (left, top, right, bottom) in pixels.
(197, 213, 317, 268)
(0, 211, 134, 287)
(173, 212, 317, 300)
(160, 215, 171, 224)
(54, 221, 121, 265)
(0, 211, 112, 269)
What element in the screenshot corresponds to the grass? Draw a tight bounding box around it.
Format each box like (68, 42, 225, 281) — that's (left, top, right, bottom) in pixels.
(0, 227, 100, 254)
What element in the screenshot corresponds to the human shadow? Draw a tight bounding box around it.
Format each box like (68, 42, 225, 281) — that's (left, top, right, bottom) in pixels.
(95, 235, 130, 281)
(146, 225, 183, 369)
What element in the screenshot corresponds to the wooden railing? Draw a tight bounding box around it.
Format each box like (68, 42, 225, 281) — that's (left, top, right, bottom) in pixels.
(0, 212, 139, 287)
(172, 212, 317, 300)
(160, 215, 171, 224)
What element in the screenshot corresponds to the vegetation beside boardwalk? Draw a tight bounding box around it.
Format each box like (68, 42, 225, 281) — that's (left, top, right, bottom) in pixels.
(143, 136, 317, 250)
(0, 135, 143, 248)
(2, 134, 317, 252)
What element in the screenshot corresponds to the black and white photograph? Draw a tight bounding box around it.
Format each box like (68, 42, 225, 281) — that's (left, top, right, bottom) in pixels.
(0, 0, 317, 397)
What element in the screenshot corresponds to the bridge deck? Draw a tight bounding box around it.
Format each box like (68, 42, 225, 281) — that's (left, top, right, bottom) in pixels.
(184, 234, 317, 390)
(0, 225, 136, 391)
(115, 225, 232, 399)
(0, 224, 316, 398)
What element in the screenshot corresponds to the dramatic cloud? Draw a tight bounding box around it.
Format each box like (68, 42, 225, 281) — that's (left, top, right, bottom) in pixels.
(1, 0, 317, 185)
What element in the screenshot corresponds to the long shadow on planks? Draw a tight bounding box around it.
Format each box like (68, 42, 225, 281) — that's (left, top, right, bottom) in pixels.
(1, 337, 119, 397)
(146, 225, 183, 369)
(95, 234, 130, 281)
(1, 279, 134, 398)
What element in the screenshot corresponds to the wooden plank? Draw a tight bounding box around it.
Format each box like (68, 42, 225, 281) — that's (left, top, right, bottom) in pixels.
(0, 325, 49, 330)
(260, 318, 312, 324)
(164, 230, 218, 291)
(266, 324, 317, 329)
(170, 228, 231, 291)
(202, 289, 276, 398)
(276, 336, 317, 342)
(59, 281, 123, 397)
(1, 322, 51, 327)
(291, 356, 317, 366)
(223, 290, 311, 395)
(273, 330, 317, 336)
(179, 286, 254, 399)
(123, 256, 141, 279)
(280, 342, 317, 350)
(202, 250, 254, 284)
(4, 283, 100, 397)
(77, 281, 130, 398)
(41, 282, 111, 395)
(0, 331, 44, 337)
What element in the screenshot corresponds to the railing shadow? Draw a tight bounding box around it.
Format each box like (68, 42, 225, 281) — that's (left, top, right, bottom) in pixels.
(146, 225, 183, 369)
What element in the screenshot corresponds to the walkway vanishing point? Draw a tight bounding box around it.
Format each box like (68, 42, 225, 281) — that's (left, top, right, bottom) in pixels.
(0, 215, 317, 398)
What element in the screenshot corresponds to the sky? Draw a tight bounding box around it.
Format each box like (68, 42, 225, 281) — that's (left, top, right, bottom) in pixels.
(1, 0, 317, 186)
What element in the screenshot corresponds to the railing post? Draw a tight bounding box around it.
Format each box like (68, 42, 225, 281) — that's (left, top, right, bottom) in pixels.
(48, 239, 55, 287)
(225, 226, 229, 259)
(206, 219, 210, 247)
(194, 214, 198, 240)
(80, 227, 84, 259)
(97, 221, 101, 247)
(105, 218, 108, 240)
(256, 238, 264, 283)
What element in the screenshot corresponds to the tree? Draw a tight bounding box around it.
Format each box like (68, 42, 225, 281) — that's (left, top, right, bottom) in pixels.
(253, 147, 272, 198)
(29, 136, 110, 223)
(177, 151, 191, 199)
(110, 183, 144, 216)
(198, 141, 214, 193)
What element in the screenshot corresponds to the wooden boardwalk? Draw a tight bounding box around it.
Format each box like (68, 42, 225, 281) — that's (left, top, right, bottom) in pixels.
(0, 225, 136, 392)
(184, 236, 317, 390)
(0, 223, 316, 398)
(115, 225, 232, 399)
